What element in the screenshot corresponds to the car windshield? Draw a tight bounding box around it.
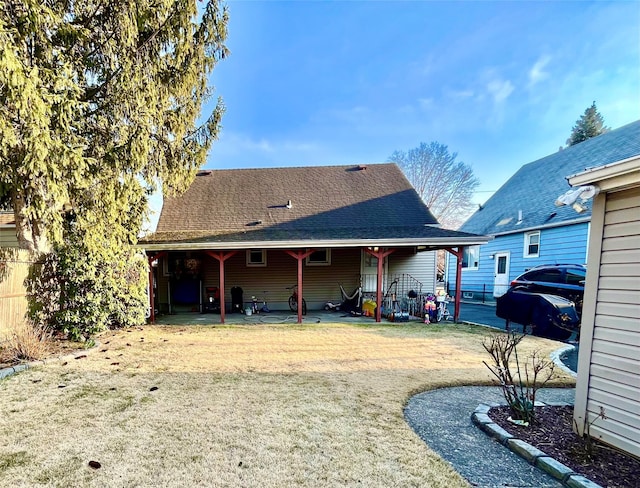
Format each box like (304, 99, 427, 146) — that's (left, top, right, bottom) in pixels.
(566, 268, 586, 286)
(522, 268, 563, 283)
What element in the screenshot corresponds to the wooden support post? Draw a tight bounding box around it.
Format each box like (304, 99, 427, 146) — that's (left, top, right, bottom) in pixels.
(444, 247, 464, 322)
(147, 251, 167, 324)
(285, 249, 315, 324)
(205, 251, 238, 324)
(364, 247, 395, 322)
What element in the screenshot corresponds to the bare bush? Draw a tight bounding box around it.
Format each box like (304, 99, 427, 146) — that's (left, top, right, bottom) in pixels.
(482, 331, 556, 424)
(5, 316, 51, 362)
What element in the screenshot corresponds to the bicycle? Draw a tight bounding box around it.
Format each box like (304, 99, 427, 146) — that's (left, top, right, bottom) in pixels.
(287, 284, 307, 315)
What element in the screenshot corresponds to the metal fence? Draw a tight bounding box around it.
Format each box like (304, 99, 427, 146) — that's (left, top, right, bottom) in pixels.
(0, 249, 34, 342)
(444, 282, 498, 304)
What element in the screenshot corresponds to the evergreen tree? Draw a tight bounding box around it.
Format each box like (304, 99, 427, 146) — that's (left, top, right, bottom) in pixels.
(566, 102, 609, 146)
(0, 1, 229, 252)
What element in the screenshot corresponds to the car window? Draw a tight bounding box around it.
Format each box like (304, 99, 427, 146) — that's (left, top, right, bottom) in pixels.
(521, 269, 563, 284)
(566, 268, 586, 286)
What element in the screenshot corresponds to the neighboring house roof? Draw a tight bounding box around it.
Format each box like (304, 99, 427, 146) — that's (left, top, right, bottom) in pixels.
(0, 212, 15, 227)
(461, 120, 640, 236)
(142, 163, 489, 250)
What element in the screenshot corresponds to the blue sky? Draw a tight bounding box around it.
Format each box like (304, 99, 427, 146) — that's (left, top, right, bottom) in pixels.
(147, 1, 639, 231)
(200, 0, 639, 201)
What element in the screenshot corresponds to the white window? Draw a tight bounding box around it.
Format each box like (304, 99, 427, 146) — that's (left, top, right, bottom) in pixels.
(462, 245, 479, 270)
(306, 249, 331, 266)
(524, 231, 540, 258)
(246, 249, 266, 267)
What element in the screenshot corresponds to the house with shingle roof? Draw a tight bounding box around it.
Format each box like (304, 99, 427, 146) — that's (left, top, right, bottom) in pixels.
(141, 163, 490, 323)
(446, 120, 640, 301)
(0, 212, 17, 248)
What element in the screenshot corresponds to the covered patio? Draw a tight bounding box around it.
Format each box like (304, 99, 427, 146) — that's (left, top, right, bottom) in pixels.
(140, 164, 490, 325)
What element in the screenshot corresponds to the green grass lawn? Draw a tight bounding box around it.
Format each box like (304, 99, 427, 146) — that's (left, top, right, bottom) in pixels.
(0, 322, 574, 487)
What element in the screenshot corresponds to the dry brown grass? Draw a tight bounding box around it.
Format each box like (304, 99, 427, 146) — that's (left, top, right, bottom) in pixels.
(2, 316, 50, 363)
(0, 322, 574, 487)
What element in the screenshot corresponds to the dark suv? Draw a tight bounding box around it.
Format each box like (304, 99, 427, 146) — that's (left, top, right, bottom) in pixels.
(496, 264, 586, 340)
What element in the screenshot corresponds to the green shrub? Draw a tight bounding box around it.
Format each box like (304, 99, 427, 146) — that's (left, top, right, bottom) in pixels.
(26, 228, 147, 342)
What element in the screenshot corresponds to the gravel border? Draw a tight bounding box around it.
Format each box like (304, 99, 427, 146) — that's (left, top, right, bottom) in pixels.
(472, 402, 603, 488)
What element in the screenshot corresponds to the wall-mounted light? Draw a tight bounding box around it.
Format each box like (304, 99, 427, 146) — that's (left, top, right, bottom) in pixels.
(490, 254, 495, 260)
(555, 185, 600, 212)
(572, 202, 588, 213)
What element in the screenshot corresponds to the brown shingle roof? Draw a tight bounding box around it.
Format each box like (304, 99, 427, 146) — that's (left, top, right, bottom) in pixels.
(156, 164, 438, 233)
(143, 163, 489, 247)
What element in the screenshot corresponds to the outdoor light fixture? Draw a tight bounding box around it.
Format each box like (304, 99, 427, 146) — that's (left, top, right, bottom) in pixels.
(572, 202, 588, 213)
(555, 185, 600, 213)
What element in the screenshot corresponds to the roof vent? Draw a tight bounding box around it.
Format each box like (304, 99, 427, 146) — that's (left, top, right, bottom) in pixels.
(517, 210, 523, 224)
(357, 165, 367, 171)
(196, 170, 212, 176)
(286, 200, 292, 209)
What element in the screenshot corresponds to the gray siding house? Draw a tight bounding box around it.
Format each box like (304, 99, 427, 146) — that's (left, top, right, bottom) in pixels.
(0, 212, 18, 248)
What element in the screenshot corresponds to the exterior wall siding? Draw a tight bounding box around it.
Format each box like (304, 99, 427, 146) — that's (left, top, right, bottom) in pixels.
(446, 222, 589, 300)
(156, 248, 364, 313)
(582, 188, 640, 457)
(388, 249, 437, 295)
(0, 228, 18, 248)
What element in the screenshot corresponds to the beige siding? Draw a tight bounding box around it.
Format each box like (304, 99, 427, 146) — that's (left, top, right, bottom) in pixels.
(156, 248, 363, 312)
(584, 187, 640, 458)
(388, 249, 437, 294)
(0, 228, 18, 248)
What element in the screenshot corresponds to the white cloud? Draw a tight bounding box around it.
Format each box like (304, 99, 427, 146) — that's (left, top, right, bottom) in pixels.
(486, 78, 514, 103)
(528, 55, 551, 86)
(444, 88, 475, 100)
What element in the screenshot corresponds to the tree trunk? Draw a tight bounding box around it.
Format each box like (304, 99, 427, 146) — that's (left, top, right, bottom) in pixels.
(12, 191, 50, 253)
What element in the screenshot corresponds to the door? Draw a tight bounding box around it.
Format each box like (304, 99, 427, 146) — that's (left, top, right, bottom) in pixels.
(493, 252, 510, 297)
(361, 250, 388, 293)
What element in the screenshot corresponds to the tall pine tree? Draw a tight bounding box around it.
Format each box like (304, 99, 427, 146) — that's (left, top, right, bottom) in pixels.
(0, 1, 228, 253)
(566, 101, 609, 147)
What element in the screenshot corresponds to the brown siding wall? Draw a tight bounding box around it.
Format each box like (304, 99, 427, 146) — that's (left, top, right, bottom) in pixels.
(156, 248, 363, 312)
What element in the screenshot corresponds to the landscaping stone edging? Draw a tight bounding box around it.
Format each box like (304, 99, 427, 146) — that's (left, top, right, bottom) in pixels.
(0, 342, 99, 380)
(472, 403, 604, 488)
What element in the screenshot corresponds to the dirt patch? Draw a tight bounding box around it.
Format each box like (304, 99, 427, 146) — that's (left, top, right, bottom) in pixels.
(489, 405, 640, 488)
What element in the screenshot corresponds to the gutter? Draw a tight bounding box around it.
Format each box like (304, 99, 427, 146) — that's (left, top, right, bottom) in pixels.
(486, 216, 591, 238)
(139, 236, 492, 252)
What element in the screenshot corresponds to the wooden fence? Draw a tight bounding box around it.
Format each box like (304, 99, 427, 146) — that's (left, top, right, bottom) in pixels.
(0, 249, 34, 343)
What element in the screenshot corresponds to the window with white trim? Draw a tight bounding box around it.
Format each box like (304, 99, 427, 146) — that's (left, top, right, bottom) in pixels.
(306, 249, 331, 266)
(246, 249, 266, 267)
(462, 245, 479, 269)
(524, 231, 540, 258)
